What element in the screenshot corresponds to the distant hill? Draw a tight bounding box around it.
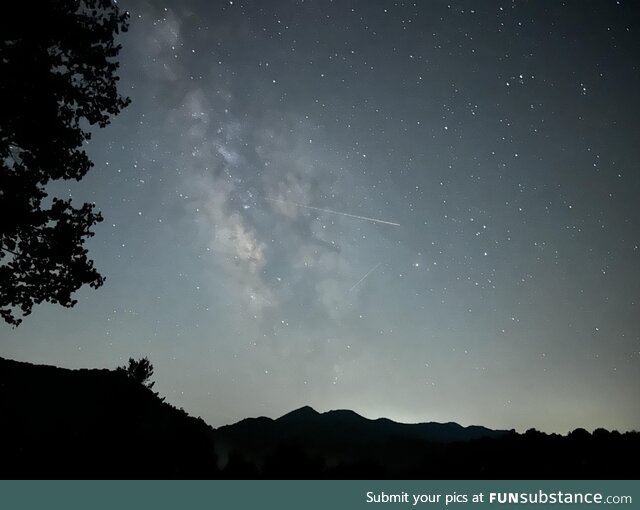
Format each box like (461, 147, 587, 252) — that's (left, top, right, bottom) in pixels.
(1, 357, 638, 479)
(215, 406, 639, 479)
(0, 357, 217, 478)
(266, 405, 508, 443)
(214, 405, 509, 477)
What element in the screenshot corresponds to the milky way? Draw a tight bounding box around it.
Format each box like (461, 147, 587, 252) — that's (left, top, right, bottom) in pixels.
(3, 0, 639, 433)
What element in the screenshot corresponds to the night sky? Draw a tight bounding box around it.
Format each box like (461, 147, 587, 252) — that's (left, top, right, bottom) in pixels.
(3, 0, 639, 434)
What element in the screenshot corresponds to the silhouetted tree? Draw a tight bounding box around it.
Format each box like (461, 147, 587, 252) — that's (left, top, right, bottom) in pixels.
(118, 357, 155, 389)
(524, 428, 545, 438)
(593, 428, 611, 439)
(0, 0, 130, 326)
(568, 428, 591, 440)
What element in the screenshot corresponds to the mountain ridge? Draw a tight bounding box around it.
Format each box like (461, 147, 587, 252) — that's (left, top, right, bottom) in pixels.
(213, 404, 511, 476)
(218, 405, 508, 443)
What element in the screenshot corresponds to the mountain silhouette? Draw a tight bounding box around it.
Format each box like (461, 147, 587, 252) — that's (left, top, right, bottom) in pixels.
(215, 406, 639, 479)
(1, 356, 639, 479)
(214, 405, 510, 478)
(216, 405, 507, 452)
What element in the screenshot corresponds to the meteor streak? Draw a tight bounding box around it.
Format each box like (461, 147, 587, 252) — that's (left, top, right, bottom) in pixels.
(265, 197, 400, 226)
(349, 262, 382, 293)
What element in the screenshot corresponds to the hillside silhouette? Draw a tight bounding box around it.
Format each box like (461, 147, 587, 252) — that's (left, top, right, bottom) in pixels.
(0, 357, 217, 478)
(1, 357, 638, 479)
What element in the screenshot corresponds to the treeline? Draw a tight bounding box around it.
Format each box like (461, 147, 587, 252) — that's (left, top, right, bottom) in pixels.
(217, 428, 640, 479)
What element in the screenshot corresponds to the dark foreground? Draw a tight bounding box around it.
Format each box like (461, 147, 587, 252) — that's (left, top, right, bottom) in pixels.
(1, 357, 638, 479)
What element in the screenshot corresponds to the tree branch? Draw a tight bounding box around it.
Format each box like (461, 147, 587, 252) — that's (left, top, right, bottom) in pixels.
(0, 245, 19, 257)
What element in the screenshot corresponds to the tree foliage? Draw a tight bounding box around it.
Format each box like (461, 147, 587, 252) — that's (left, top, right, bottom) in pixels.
(0, 0, 130, 325)
(118, 357, 155, 389)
